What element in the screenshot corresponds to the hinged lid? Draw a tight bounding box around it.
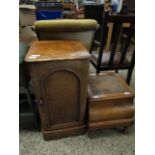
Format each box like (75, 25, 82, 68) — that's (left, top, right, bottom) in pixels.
(88, 72, 134, 101)
(25, 40, 90, 62)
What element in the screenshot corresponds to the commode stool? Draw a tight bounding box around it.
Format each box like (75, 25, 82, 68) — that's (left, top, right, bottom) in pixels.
(87, 72, 135, 131)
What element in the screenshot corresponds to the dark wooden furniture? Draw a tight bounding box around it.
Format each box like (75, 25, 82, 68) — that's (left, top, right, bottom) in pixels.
(123, 0, 135, 11)
(84, 3, 104, 42)
(25, 40, 90, 140)
(84, 3, 104, 25)
(90, 13, 135, 84)
(19, 42, 39, 129)
(87, 72, 135, 131)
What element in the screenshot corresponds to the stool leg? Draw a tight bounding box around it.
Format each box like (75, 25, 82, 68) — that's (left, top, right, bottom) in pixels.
(114, 126, 128, 133)
(122, 126, 128, 133)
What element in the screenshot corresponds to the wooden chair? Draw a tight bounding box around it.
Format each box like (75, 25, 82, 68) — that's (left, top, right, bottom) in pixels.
(34, 19, 98, 51)
(90, 12, 135, 84)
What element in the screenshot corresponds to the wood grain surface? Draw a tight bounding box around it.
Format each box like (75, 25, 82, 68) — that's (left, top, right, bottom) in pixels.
(25, 40, 90, 62)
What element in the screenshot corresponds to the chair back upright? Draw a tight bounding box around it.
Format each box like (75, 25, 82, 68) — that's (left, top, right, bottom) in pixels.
(99, 12, 134, 67)
(34, 19, 98, 51)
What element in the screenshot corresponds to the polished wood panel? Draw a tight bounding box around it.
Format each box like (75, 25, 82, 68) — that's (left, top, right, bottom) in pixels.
(25, 40, 90, 140)
(88, 72, 135, 131)
(25, 40, 90, 62)
(41, 69, 80, 127)
(88, 118, 134, 131)
(89, 100, 134, 122)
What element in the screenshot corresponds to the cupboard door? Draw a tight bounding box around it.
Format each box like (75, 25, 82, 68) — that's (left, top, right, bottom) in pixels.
(40, 69, 81, 130)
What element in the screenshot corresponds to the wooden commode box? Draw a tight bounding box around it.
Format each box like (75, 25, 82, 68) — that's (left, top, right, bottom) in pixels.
(87, 72, 135, 131)
(25, 40, 90, 140)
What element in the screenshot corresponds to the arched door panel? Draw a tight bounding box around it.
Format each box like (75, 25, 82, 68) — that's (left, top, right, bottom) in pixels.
(41, 69, 81, 129)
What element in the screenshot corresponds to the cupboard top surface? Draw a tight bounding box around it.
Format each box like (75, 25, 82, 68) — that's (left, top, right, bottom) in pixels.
(88, 73, 134, 101)
(25, 40, 90, 62)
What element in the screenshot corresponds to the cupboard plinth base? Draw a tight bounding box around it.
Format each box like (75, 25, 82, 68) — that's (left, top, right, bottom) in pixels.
(42, 125, 86, 140)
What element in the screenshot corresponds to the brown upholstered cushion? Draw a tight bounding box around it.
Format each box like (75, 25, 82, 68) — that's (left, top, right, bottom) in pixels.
(91, 51, 129, 66)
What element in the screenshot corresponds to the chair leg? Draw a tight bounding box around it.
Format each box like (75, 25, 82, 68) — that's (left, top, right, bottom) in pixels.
(126, 68, 134, 84)
(96, 68, 100, 74)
